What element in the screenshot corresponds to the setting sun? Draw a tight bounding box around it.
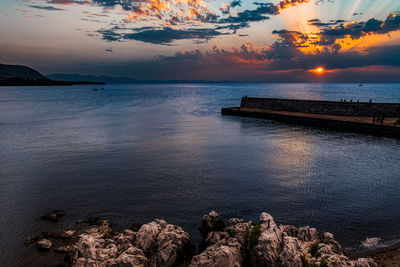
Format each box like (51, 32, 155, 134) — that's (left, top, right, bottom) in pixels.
(309, 67, 326, 75)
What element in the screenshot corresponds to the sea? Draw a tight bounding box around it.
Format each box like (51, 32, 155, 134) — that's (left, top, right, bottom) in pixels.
(1, 83, 400, 266)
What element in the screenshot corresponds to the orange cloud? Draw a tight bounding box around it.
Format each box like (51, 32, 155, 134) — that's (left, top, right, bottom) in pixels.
(123, 0, 215, 24)
(273, 13, 400, 55)
(277, 0, 312, 12)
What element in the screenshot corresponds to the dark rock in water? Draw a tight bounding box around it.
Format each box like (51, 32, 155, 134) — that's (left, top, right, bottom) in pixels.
(45, 229, 76, 239)
(25, 233, 49, 246)
(41, 210, 65, 222)
(36, 239, 52, 250)
(34, 229, 75, 240)
(199, 211, 226, 238)
(25, 236, 39, 246)
(54, 245, 71, 253)
(59, 230, 76, 239)
(25, 229, 76, 248)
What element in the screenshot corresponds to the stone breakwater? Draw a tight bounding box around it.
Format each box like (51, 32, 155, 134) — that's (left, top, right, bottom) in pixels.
(28, 211, 378, 267)
(222, 97, 400, 138)
(239, 97, 400, 117)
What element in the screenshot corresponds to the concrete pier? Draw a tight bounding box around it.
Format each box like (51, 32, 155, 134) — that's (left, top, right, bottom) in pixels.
(222, 97, 400, 138)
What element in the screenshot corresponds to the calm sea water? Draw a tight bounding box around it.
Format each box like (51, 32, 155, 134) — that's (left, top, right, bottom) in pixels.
(1, 83, 400, 265)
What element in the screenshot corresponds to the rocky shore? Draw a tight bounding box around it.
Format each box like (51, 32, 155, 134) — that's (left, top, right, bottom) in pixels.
(23, 211, 383, 267)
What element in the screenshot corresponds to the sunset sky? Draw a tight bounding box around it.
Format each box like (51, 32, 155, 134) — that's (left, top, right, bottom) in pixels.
(1, 0, 400, 81)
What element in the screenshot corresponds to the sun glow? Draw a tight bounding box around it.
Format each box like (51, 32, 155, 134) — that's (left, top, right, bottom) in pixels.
(278, 2, 319, 33)
(310, 67, 326, 75)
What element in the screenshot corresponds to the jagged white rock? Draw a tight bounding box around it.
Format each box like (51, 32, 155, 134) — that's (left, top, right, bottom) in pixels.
(70, 219, 194, 267)
(199, 211, 226, 238)
(67, 212, 377, 267)
(250, 212, 283, 266)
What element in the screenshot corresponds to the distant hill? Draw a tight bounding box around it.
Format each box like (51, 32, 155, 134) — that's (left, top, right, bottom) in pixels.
(0, 64, 48, 81)
(47, 73, 237, 84)
(47, 73, 140, 84)
(0, 64, 104, 86)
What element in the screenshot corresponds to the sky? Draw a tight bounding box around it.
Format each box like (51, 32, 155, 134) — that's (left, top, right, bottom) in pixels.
(1, 0, 400, 82)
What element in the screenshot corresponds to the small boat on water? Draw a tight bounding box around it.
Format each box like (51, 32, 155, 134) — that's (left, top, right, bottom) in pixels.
(92, 88, 99, 91)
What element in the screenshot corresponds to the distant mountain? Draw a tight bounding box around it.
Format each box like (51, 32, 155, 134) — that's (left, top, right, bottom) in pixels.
(47, 73, 238, 84)
(0, 64, 48, 81)
(47, 73, 139, 84)
(0, 64, 104, 86)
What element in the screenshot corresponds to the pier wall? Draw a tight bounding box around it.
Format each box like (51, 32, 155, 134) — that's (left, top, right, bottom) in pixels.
(221, 107, 400, 138)
(241, 97, 400, 117)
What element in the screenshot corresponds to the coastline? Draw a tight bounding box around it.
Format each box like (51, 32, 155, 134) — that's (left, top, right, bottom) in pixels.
(21, 210, 385, 267)
(0, 79, 104, 86)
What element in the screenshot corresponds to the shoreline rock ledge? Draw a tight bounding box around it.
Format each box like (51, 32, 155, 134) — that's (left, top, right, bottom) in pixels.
(65, 211, 376, 267)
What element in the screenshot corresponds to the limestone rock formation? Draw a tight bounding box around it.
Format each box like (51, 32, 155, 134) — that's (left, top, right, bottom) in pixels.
(199, 211, 226, 238)
(190, 217, 252, 267)
(69, 219, 194, 267)
(32, 211, 377, 267)
(194, 212, 377, 267)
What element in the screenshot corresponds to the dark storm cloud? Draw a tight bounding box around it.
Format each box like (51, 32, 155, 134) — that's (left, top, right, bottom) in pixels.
(167, 43, 400, 71)
(75, 44, 400, 82)
(47, 0, 133, 9)
(218, 3, 277, 23)
(29, 5, 65, 10)
(42, 0, 142, 11)
(98, 27, 225, 45)
(230, 0, 241, 8)
(320, 14, 400, 45)
(165, 43, 400, 73)
(271, 30, 314, 49)
(47, 0, 88, 4)
(90, 0, 135, 10)
(215, 22, 250, 33)
(123, 28, 225, 44)
(264, 44, 400, 71)
(96, 29, 122, 41)
(308, 19, 346, 28)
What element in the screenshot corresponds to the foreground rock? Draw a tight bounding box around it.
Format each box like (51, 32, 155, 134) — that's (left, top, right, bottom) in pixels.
(70, 219, 195, 267)
(190, 217, 251, 267)
(26, 211, 377, 267)
(41, 209, 65, 222)
(190, 211, 377, 267)
(36, 239, 52, 250)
